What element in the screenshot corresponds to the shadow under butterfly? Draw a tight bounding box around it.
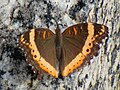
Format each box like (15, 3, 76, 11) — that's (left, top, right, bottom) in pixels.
(19, 22, 108, 78)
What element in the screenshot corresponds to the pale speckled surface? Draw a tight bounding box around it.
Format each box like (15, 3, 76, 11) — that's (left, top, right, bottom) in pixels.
(0, 0, 119, 90)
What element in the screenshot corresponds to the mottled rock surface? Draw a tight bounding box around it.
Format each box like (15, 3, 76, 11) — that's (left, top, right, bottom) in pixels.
(0, 0, 119, 90)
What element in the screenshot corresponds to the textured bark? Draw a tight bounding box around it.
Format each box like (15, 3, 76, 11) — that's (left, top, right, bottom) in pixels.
(0, 0, 119, 90)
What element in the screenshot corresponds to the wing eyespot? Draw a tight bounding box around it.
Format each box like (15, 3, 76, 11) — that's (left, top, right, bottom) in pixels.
(81, 55, 83, 57)
(88, 42, 93, 48)
(91, 37, 95, 41)
(86, 49, 90, 52)
(86, 49, 91, 54)
(29, 44, 33, 48)
(73, 65, 75, 67)
(89, 43, 91, 46)
(32, 50, 34, 52)
(34, 55, 37, 58)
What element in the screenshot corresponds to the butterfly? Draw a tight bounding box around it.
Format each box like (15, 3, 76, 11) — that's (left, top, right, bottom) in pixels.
(19, 22, 108, 78)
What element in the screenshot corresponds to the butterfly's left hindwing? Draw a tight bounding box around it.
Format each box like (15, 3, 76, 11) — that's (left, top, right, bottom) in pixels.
(61, 23, 108, 76)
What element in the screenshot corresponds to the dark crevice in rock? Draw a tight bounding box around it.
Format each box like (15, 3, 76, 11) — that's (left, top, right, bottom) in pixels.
(69, 1, 86, 20)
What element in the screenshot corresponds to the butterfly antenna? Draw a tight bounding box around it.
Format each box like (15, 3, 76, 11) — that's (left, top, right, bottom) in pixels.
(52, 18, 59, 29)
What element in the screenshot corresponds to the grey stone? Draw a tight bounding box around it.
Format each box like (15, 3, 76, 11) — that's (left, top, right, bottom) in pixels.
(0, 0, 119, 90)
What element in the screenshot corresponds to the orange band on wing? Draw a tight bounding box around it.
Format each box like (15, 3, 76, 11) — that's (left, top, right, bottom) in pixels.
(62, 53, 85, 76)
(82, 23, 95, 56)
(29, 29, 58, 78)
(62, 23, 95, 76)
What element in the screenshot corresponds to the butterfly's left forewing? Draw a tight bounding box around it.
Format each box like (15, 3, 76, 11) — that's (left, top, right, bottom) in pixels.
(61, 23, 108, 76)
(19, 28, 59, 78)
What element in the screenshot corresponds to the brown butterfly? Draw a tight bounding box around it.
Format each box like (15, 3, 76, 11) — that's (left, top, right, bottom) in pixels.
(19, 23, 108, 78)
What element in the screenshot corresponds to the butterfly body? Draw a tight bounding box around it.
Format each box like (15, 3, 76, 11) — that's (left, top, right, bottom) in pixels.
(19, 23, 108, 78)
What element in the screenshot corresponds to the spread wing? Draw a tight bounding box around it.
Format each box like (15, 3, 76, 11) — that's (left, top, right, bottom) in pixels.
(61, 23, 108, 76)
(19, 28, 58, 78)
